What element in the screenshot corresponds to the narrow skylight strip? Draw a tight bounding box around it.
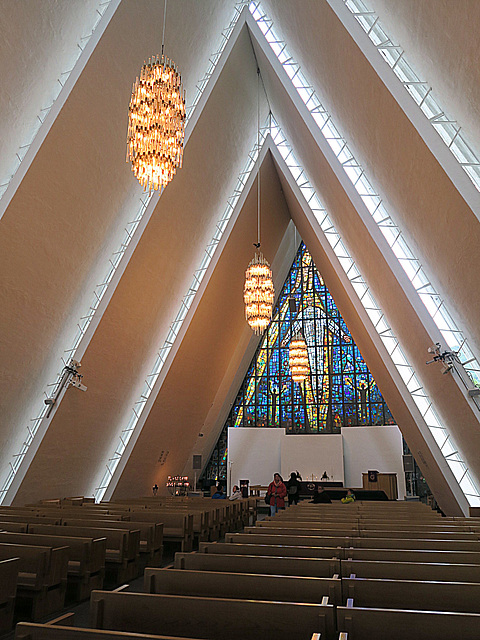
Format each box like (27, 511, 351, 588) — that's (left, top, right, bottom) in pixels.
(0, 1, 112, 201)
(344, 0, 480, 193)
(0, 2, 250, 504)
(269, 117, 480, 505)
(248, 2, 480, 393)
(93, 121, 271, 502)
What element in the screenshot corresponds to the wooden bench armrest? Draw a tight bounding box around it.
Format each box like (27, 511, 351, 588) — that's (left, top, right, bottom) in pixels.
(46, 613, 75, 626)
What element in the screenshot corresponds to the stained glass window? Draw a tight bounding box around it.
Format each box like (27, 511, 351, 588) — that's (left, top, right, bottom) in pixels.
(203, 242, 394, 483)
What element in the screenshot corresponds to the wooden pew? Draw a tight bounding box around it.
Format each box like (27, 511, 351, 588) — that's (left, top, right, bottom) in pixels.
(61, 519, 162, 566)
(174, 552, 340, 577)
(0, 557, 18, 634)
(127, 512, 193, 552)
(90, 589, 335, 640)
(344, 546, 480, 565)
(337, 601, 480, 639)
(144, 567, 341, 604)
(350, 536, 480, 551)
(0, 514, 62, 525)
(0, 543, 68, 620)
(341, 558, 480, 582)
(249, 524, 479, 541)
(342, 576, 480, 613)
(358, 529, 479, 540)
(241, 529, 480, 552)
(256, 521, 359, 535)
(0, 531, 106, 601)
(0, 521, 28, 533)
(199, 541, 342, 559)
(15, 623, 200, 640)
(226, 532, 349, 547)
(28, 524, 139, 583)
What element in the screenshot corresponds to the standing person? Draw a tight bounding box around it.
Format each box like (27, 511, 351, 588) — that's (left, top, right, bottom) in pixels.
(285, 470, 302, 506)
(267, 473, 287, 516)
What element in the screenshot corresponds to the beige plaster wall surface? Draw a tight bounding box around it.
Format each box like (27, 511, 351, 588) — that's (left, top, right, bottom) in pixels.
(262, 0, 480, 361)
(0, 0, 102, 183)
(368, 0, 480, 158)
(111, 154, 291, 499)
(12, 26, 266, 505)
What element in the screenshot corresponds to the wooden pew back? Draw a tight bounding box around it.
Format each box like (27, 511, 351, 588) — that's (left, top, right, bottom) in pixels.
(144, 567, 341, 604)
(337, 603, 480, 639)
(341, 558, 480, 582)
(90, 590, 334, 640)
(174, 551, 339, 577)
(342, 576, 480, 613)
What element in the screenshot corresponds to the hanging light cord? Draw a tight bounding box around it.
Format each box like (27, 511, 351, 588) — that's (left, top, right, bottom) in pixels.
(255, 67, 261, 249)
(161, 0, 167, 56)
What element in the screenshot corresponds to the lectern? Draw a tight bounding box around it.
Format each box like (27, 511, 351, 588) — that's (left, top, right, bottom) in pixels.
(362, 472, 398, 500)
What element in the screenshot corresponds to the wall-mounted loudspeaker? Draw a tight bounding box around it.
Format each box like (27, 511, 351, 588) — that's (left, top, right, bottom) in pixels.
(402, 454, 414, 473)
(192, 455, 202, 470)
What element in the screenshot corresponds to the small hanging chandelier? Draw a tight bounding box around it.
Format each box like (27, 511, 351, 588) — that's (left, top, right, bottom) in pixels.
(127, 0, 186, 192)
(244, 252, 275, 334)
(289, 332, 310, 382)
(244, 68, 274, 335)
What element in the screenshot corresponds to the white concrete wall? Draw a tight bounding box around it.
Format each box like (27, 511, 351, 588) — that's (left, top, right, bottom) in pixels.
(342, 425, 406, 499)
(280, 434, 344, 484)
(227, 425, 405, 498)
(227, 427, 283, 493)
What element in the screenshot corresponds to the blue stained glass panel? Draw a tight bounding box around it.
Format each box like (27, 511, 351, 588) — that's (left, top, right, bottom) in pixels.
(203, 243, 395, 483)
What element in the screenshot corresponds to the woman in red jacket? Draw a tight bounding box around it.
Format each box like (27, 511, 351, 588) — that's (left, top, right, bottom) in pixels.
(267, 473, 287, 516)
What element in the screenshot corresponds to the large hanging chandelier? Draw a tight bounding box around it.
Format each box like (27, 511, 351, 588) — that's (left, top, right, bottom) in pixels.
(127, 1, 186, 192)
(289, 332, 310, 382)
(244, 252, 275, 334)
(244, 69, 274, 335)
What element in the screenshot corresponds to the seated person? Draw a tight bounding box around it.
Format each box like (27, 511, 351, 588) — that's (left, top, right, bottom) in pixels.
(229, 485, 243, 500)
(311, 485, 332, 503)
(211, 484, 226, 499)
(341, 488, 356, 503)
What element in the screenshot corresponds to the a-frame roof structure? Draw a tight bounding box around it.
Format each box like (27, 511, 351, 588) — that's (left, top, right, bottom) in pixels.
(1, 1, 480, 515)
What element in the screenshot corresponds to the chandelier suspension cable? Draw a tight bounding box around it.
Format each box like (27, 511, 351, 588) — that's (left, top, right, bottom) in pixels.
(161, 0, 167, 56)
(256, 67, 261, 248)
(243, 66, 274, 335)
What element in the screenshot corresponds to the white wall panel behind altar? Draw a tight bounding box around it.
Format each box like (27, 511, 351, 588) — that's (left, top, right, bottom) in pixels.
(227, 427, 282, 492)
(342, 425, 406, 498)
(280, 434, 344, 483)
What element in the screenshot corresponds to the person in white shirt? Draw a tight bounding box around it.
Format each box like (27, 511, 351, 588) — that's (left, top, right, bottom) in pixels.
(229, 485, 243, 500)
